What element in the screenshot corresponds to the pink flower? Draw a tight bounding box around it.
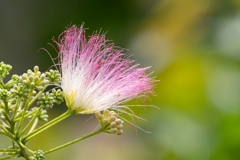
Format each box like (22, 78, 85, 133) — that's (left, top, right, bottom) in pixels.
(54, 25, 155, 114)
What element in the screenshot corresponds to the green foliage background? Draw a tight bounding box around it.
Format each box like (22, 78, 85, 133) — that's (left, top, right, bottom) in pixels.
(1, 0, 240, 159)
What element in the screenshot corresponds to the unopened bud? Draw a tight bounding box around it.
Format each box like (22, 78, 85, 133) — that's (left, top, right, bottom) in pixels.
(42, 80, 49, 86)
(108, 111, 115, 115)
(34, 76, 39, 82)
(110, 122, 116, 128)
(19, 76, 23, 82)
(103, 119, 109, 124)
(110, 128, 117, 133)
(30, 82, 35, 87)
(23, 80, 28, 84)
(34, 66, 39, 72)
(27, 69, 33, 76)
(116, 119, 122, 125)
(40, 74, 46, 80)
(29, 76, 33, 81)
(117, 124, 123, 129)
(103, 109, 109, 116)
(22, 73, 27, 79)
(37, 86, 43, 91)
(109, 116, 116, 122)
(98, 114, 103, 120)
(32, 90, 37, 95)
(116, 129, 123, 135)
(95, 112, 101, 117)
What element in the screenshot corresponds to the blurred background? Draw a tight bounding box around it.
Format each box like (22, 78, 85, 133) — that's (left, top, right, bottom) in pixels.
(1, 0, 240, 159)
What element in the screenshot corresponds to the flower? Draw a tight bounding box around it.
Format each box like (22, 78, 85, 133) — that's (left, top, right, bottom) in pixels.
(54, 25, 155, 114)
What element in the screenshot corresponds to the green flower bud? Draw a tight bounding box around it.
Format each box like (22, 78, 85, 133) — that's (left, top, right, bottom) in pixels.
(116, 119, 122, 125)
(40, 74, 46, 80)
(32, 90, 37, 96)
(103, 109, 109, 117)
(22, 73, 28, 80)
(34, 66, 39, 72)
(27, 69, 33, 76)
(109, 116, 116, 122)
(98, 114, 103, 120)
(33, 150, 45, 160)
(117, 124, 123, 129)
(116, 129, 123, 135)
(0, 89, 10, 100)
(29, 76, 34, 81)
(110, 122, 116, 128)
(37, 86, 44, 91)
(34, 76, 39, 82)
(11, 74, 20, 81)
(30, 82, 35, 87)
(95, 112, 101, 117)
(23, 80, 28, 85)
(110, 128, 117, 133)
(0, 62, 12, 81)
(103, 119, 109, 124)
(19, 76, 23, 82)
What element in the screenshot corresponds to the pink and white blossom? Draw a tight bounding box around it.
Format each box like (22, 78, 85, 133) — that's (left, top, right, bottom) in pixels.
(54, 25, 155, 114)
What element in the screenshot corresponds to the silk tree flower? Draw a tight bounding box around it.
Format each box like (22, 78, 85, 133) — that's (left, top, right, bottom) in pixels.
(53, 25, 155, 115)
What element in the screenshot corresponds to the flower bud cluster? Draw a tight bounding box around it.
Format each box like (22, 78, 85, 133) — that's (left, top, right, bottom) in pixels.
(95, 109, 124, 135)
(51, 89, 64, 105)
(18, 66, 49, 90)
(37, 89, 64, 110)
(28, 107, 48, 123)
(11, 74, 20, 81)
(10, 84, 30, 99)
(0, 62, 12, 81)
(45, 69, 61, 83)
(8, 99, 17, 112)
(0, 88, 10, 100)
(31, 150, 45, 160)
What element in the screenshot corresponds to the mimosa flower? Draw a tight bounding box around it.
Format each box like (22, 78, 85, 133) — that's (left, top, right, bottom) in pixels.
(54, 25, 155, 114)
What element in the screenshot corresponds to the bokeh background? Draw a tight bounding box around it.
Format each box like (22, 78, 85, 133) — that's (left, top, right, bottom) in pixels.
(1, 0, 240, 159)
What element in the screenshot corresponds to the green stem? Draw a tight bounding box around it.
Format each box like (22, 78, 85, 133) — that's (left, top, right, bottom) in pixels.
(28, 85, 48, 107)
(18, 141, 34, 154)
(45, 128, 103, 154)
(2, 101, 11, 125)
(11, 97, 20, 121)
(0, 131, 9, 137)
(14, 100, 25, 119)
(2, 111, 11, 126)
(4, 81, 18, 88)
(3, 100, 9, 114)
(14, 109, 38, 122)
(0, 156, 14, 160)
(19, 107, 42, 137)
(0, 152, 17, 155)
(0, 149, 19, 152)
(0, 126, 15, 139)
(22, 110, 72, 142)
(0, 120, 10, 128)
(16, 88, 34, 136)
(11, 140, 14, 149)
(0, 81, 4, 89)
(28, 117, 38, 134)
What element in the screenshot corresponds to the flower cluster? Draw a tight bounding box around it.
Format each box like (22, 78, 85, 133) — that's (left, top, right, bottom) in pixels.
(54, 25, 154, 115)
(95, 109, 124, 135)
(0, 24, 156, 160)
(0, 61, 12, 81)
(37, 89, 64, 110)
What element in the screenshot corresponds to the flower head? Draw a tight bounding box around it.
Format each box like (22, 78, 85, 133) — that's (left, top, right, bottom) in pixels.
(54, 25, 155, 114)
